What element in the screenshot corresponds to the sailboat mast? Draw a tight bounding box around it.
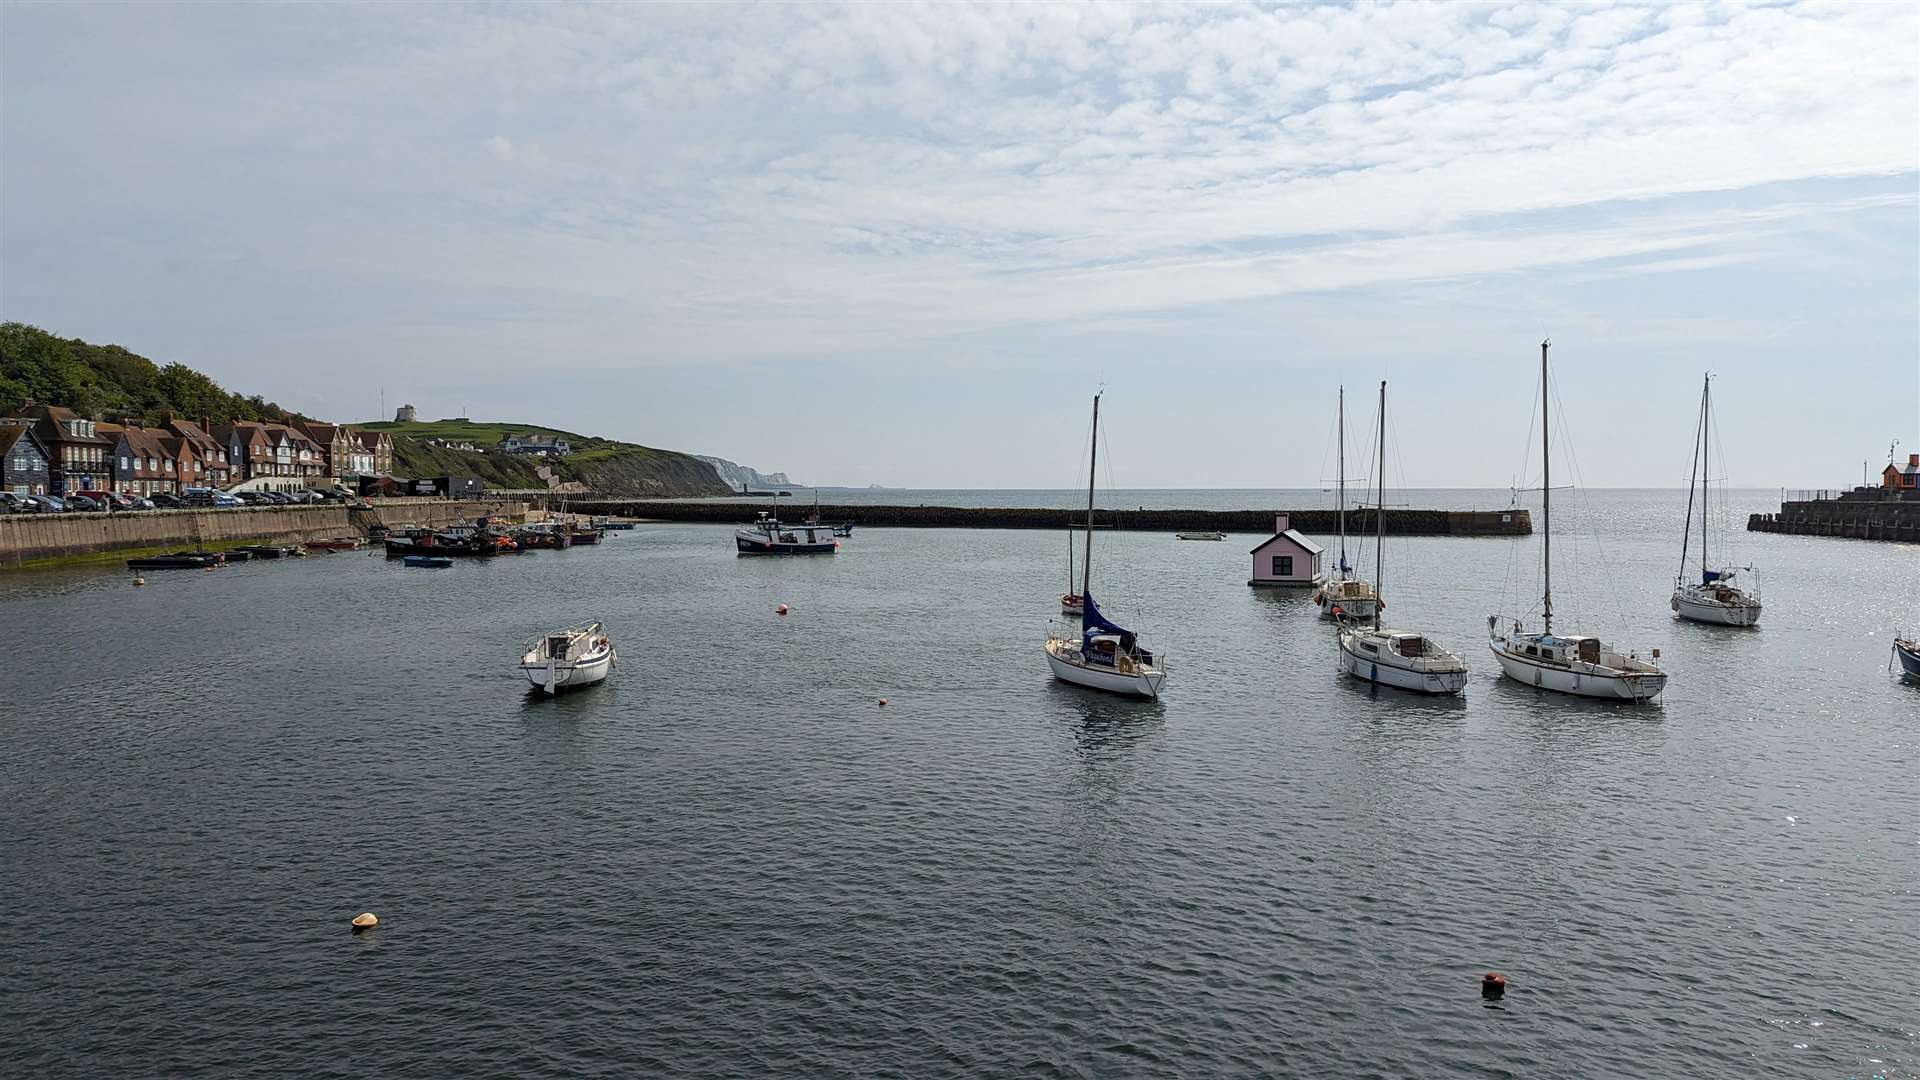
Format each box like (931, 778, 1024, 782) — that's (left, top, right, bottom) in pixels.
(1701, 375, 1710, 576)
(1375, 380, 1386, 630)
(1678, 373, 1704, 585)
(1541, 339, 1552, 636)
(1083, 393, 1098, 600)
(1337, 385, 1347, 575)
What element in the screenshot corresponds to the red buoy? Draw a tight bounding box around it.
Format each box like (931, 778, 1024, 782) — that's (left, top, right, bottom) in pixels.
(776, 603, 789, 616)
(878, 698, 888, 707)
(1481, 972, 1506, 998)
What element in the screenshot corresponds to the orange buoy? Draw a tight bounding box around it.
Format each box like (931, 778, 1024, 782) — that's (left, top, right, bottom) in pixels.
(351, 912, 378, 931)
(1481, 972, 1506, 998)
(776, 603, 789, 615)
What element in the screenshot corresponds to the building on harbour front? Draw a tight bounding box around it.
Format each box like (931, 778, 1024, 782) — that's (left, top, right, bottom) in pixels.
(0, 423, 52, 495)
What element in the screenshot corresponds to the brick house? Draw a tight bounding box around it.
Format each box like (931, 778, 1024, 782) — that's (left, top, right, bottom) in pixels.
(105, 424, 183, 497)
(220, 421, 329, 490)
(1882, 453, 1919, 492)
(0, 423, 52, 495)
(18, 405, 112, 494)
(356, 429, 394, 476)
(298, 421, 376, 479)
(163, 417, 233, 488)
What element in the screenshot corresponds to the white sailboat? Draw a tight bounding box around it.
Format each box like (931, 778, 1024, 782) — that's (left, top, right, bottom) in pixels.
(1338, 381, 1469, 694)
(1314, 385, 1381, 621)
(1488, 340, 1668, 703)
(520, 622, 616, 694)
(1044, 393, 1168, 699)
(1671, 374, 1762, 626)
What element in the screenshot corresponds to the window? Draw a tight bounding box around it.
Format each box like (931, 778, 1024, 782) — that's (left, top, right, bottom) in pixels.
(121, 456, 130, 470)
(1274, 555, 1293, 576)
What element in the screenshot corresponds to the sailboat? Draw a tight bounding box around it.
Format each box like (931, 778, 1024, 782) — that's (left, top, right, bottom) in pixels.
(1671, 374, 1761, 626)
(1044, 393, 1168, 698)
(1313, 385, 1381, 621)
(1488, 340, 1668, 702)
(1338, 381, 1468, 694)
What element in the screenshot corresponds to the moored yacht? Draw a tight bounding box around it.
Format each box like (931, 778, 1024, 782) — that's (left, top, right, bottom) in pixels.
(1043, 392, 1168, 699)
(520, 622, 616, 694)
(1314, 385, 1380, 621)
(1489, 340, 1667, 703)
(1671, 373, 1761, 626)
(1337, 381, 1467, 694)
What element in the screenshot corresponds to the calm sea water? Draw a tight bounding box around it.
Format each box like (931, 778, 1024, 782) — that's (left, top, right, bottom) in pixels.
(2, 489, 1915, 1078)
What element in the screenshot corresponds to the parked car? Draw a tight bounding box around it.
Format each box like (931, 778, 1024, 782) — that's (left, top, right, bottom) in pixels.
(64, 493, 104, 512)
(26, 494, 65, 513)
(95, 493, 143, 511)
(0, 492, 29, 512)
(284, 490, 315, 504)
(211, 493, 242, 507)
(150, 492, 187, 509)
(234, 491, 270, 506)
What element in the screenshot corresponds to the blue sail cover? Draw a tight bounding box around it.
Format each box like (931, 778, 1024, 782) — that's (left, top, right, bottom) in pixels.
(1081, 592, 1135, 646)
(1703, 569, 1726, 584)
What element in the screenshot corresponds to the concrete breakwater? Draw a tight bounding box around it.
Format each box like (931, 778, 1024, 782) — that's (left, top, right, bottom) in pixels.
(575, 500, 1531, 536)
(1748, 493, 1920, 543)
(0, 499, 527, 568)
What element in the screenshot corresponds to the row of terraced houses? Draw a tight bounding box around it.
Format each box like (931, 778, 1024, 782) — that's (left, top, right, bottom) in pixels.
(0, 404, 393, 497)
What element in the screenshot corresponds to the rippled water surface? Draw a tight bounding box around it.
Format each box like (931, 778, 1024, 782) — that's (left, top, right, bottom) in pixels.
(3, 490, 1915, 1078)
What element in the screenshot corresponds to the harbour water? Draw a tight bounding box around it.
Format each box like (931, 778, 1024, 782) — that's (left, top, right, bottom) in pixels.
(2, 489, 1915, 1078)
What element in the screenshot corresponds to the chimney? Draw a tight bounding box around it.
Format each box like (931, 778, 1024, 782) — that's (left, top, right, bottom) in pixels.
(1275, 513, 1290, 533)
(1909, 453, 1918, 467)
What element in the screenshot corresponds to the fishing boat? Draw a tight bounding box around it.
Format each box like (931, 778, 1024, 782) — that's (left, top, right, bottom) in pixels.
(1313, 386, 1380, 622)
(1337, 381, 1468, 694)
(236, 544, 296, 559)
(1044, 392, 1169, 699)
(402, 554, 453, 569)
(831, 522, 855, 537)
(514, 522, 572, 550)
(304, 537, 365, 551)
(1671, 374, 1761, 626)
(1177, 531, 1226, 541)
(1489, 340, 1668, 702)
(592, 516, 636, 531)
(566, 521, 602, 545)
(385, 518, 516, 557)
(735, 514, 837, 555)
(1895, 636, 1920, 679)
(520, 622, 616, 694)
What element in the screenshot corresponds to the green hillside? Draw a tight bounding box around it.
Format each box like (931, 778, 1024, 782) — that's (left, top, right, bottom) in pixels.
(0, 321, 731, 496)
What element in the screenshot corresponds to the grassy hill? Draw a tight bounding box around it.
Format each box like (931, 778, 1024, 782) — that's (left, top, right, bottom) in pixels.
(0, 321, 731, 496)
(362, 418, 729, 495)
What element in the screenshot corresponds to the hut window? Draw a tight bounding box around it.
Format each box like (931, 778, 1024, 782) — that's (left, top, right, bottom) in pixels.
(1274, 556, 1293, 576)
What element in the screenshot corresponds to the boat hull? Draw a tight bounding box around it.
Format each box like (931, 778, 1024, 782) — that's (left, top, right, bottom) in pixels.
(522, 649, 615, 694)
(1672, 589, 1762, 627)
(1044, 641, 1165, 698)
(736, 532, 836, 555)
(1315, 595, 1379, 621)
(1489, 641, 1666, 702)
(1337, 635, 1467, 694)
(1896, 641, 1920, 678)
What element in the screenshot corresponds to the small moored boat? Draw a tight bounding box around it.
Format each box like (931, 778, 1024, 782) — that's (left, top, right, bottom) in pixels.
(520, 622, 616, 694)
(1894, 636, 1920, 679)
(305, 537, 365, 552)
(126, 551, 223, 570)
(1176, 531, 1226, 541)
(735, 515, 837, 555)
(403, 555, 453, 568)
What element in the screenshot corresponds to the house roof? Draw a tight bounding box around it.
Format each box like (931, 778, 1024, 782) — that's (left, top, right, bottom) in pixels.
(0, 424, 48, 460)
(164, 418, 223, 453)
(1251, 529, 1325, 556)
(27, 404, 112, 446)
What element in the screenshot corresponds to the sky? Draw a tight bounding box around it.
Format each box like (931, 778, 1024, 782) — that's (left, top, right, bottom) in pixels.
(2, 1, 1916, 489)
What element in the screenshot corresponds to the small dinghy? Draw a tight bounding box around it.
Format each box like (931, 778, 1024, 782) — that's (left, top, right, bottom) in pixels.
(305, 537, 365, 552)
(1176, 531, 1226, 541)
(237, 544, 296, 559)
(403, 554, 453, 568)
(520, 622, 616, 694)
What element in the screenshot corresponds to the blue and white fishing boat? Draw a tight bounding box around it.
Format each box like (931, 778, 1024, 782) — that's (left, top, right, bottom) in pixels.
(735, 514, 837, 555)
(1043, 392, 1168, 699)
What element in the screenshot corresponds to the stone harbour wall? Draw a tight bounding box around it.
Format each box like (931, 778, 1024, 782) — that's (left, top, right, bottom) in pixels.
(0, 500, 526, 568)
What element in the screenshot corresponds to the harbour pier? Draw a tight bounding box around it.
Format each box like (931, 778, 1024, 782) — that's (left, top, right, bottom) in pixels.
(1747, 488, 1920, 543)
(571, 500, 1531, 537)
